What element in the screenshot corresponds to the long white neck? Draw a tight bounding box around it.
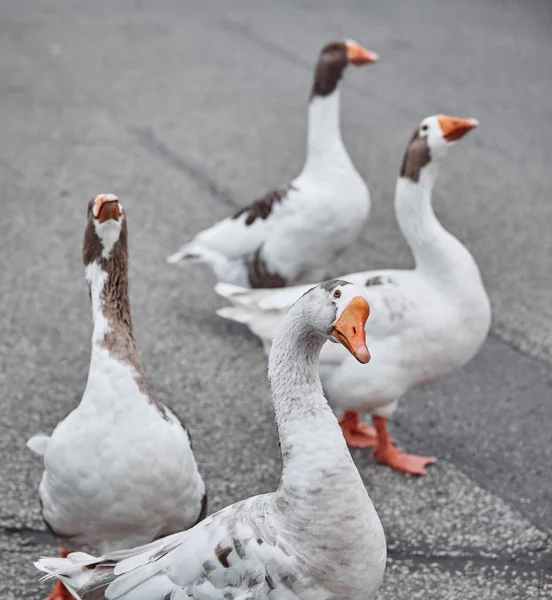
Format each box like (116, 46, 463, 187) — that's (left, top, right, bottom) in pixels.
(394, 165, 481, 284)
(86, 261, 112, 344)
(267, 302, 385, 596)
(303, 90, 350, 172)
(268, 305, 360, 498)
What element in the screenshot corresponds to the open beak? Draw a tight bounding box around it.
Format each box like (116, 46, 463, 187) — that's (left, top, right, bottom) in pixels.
(438, 115, 479, 142)
(94, 194, 121, 224)
(332, 296, 371, 364)
(346, 41, 378, 66)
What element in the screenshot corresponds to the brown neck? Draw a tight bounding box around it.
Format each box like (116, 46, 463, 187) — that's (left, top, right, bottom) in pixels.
(98, 250, 134, 338)
(96, 256, 148, 394)
(84, 220, 148, 394)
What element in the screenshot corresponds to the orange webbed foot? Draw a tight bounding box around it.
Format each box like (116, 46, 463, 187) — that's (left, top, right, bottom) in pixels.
(372, 414, 436, 475)
(339, 411, 378, 448)
(374, 445, 436, 475)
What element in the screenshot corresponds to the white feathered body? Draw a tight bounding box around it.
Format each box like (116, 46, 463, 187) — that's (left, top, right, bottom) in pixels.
(31, 258, 205, 553)
(35, 284, 386, 599)
(215, 173, 492, 419)
(168, 91, 370, 287)
(319, 266, 491, 416)
(37, 347, 205, 552)
(39, 465, 382, 600)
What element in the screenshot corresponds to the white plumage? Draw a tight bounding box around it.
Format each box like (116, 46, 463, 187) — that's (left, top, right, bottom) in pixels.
(35, 282, 386, 600)
(215, 115, 492, 474)
(167, 40, 376, 288)
(28, 195, 206, 563)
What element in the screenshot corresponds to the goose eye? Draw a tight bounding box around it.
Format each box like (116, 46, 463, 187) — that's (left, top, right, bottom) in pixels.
(421, 124, 429, 132)
(333, 289, 342, 299)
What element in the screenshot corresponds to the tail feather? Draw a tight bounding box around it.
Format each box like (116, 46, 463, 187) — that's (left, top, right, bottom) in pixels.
(103, 567, 172, 600)
(214, 282, 250, 299)
(27, 434, 50, 456)
(214, 282, 281, 347)
(216, 307, 255, 324)
(35, 552, 115, 598)
(167, 244, 243, 287)
(214, 282, 265, 310)
(34, 535, 185, 600)
(166, 243, 206, 265)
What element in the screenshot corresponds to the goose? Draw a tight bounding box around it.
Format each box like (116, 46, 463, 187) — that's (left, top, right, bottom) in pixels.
(35, 280, 386, 600)
(167, 40, 377, 288)
(215, 115, 492, 475)
(28, 194, 207, 600)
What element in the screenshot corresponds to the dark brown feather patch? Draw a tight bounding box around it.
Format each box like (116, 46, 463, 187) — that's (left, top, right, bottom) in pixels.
(215, 544, 232, 568)
(400, 130, 431, 183)
(247, 248, 287, 288)
(193, 492, 208, 526)
(365, 275, 384, 287)
(233, 185, 292, 226)
(311, 41, 348, 98)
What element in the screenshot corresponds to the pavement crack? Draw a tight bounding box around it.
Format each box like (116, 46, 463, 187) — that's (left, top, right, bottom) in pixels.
(131, 126, 238, 210)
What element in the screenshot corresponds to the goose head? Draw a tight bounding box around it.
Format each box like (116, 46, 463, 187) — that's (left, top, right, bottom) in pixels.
(300, 280, 371, 364)
(83, 193, 127, 264)
(311, 40, 378, 97)
(400, 114, 479, 181)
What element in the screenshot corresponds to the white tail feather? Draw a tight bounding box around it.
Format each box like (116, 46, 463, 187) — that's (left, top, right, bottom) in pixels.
(166, 243, 206, 265)
(27, 434, 50, 456)
(166, 243, 229, 269)
(216, 307, 254, 324)
(214, 282, 250, 300)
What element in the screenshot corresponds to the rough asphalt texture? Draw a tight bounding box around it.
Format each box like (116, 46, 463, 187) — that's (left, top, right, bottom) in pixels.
(1, 0, 551, 598)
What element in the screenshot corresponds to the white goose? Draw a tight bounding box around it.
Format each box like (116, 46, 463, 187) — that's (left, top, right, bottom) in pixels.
(28, 194, 206, 600)
(167, 40, 377, 288)
(35, 280, 386, 600)
(215, 115, 492, 475)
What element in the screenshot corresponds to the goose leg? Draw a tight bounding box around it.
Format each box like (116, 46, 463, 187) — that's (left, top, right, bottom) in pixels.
(339, 411, 378, 447)
(372, 415, 436, 475)
(45, 550, 72, 600)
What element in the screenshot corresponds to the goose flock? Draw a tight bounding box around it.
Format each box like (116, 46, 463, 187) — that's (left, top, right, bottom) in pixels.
(30, 39, 491, 600)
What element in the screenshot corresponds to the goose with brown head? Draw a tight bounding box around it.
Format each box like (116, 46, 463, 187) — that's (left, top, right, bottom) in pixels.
(28, 194, 207, 600)
(83, 194, 135, 357)
(167, 40, 377, 291)
(311, 40, 378, 98)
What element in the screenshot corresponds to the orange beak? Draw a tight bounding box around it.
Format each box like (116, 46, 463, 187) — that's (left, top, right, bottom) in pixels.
(346, 41, 378, 66)
(438, 115, 479, 142)
(332, 296, 371, 364)
(94, 194, 121, 224)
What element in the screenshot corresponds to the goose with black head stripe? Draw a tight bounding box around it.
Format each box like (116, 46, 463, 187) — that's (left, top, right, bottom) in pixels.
(28, 194, 206, 600)
(216, 115, 491, 475)
(167, 40, 377, 288)
(35, 280, 386, 600)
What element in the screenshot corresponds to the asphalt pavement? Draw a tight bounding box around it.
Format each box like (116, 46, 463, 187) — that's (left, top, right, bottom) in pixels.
(0, 0, 551, 598)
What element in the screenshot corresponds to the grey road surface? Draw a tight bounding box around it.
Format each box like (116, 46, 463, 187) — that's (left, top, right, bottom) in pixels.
(0, 0, 551, 598)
